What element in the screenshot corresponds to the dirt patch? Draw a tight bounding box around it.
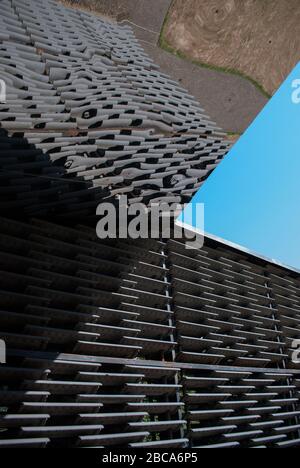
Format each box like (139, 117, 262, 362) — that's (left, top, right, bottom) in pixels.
(163, 0, 300, 96)
(227, 133, 240, 144)
(56, 0, 268, 134)
(59, 0, 171, 27)
(58, 0, 127, 20)
(58, 0, 171, 48)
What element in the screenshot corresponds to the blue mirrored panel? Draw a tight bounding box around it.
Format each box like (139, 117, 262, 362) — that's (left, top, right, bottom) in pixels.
(177, 62, 300, 272)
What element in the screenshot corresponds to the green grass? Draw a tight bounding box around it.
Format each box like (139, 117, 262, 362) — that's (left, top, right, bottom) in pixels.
(158, 6, 271, 100)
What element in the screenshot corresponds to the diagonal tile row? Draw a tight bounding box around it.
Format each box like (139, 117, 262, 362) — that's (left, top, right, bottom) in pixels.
(0, 218, 186, 448)
(184, 367, 300, 448)
(169, 239, 300, 369)
(1, 218, 300, 372)
(1, 218, 300, 447)
(0, 0, 229, 216)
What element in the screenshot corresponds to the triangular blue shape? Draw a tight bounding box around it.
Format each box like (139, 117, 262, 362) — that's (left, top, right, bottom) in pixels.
(177, 62, 300, 272)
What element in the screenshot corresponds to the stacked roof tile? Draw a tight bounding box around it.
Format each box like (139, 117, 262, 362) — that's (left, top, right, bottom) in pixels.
(1, 0, 300, 450)
(0, 0, 228, 216)
(1, 218, 300, 448)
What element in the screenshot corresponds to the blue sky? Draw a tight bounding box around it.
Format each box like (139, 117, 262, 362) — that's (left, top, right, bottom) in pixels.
(178, 62, 300, 272)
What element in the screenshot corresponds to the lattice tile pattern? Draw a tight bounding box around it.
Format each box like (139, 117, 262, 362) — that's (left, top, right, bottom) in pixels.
(0, 0, 229, 216)
(1, 218, 300, 448)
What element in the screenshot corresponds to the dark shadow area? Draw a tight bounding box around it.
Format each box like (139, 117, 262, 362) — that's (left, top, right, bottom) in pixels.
(0, 128, 112, 223)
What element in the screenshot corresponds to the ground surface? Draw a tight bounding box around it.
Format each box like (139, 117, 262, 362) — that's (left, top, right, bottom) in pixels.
(163, 0, 300, 97)
(60, 0, 271, 133)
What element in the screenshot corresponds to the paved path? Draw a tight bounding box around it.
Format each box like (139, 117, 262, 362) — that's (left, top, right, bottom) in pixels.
(117, 0, 268, 134)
